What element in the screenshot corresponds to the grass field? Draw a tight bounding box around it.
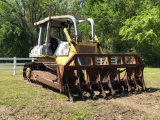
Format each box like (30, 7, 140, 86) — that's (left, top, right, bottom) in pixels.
(0, 67, 160, 120)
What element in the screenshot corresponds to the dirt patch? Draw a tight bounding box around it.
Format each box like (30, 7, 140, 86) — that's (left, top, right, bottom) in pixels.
(0, 72, 160, 120)
(1, 91, 159, 120)
(86, 91, 160, 120)
(0, 105, 17, 120)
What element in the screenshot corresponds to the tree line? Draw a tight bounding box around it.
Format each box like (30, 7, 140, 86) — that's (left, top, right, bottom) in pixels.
(0, 0, 160, 66)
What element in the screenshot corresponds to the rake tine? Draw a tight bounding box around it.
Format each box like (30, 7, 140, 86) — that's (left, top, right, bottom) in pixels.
(107, 71, 115, 96)
(86, 70, 97, 99)
(77, 83, 85, 100)
(132, 68, 140, 92)
(77, 71, 84, 100)
(117, 70, 125, 94)
(98, 72, 106, 98)
(138, 67, 146, 90)
(127, 68, 139, 92)
(141, 77, 146, 91)
(124, 70, 132, 93)
(127, 80, 132, 93)
(65, 73, 74, 102)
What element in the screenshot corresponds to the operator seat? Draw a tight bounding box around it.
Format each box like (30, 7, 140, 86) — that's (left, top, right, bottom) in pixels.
(49, 38, 59, 54)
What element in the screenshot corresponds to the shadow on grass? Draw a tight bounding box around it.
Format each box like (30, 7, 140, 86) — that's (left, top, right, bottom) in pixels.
(70, 87, 160, 102)
(102, 87, 160, 101)
(26, 80, 160, 102)
(145, 87, 160, 93)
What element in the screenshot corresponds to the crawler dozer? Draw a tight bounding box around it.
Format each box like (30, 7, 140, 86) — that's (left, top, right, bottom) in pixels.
(23, 15, 146, 101)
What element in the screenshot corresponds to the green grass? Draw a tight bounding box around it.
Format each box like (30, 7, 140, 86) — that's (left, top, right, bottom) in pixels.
(0, 67, 160, 119)
(0, 70, 92, 119)
(0, 71, 65, 107)
(144, 67, 160, 88)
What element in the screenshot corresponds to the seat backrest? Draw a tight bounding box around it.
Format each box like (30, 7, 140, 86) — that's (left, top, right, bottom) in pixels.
(49, 38, 59, 54)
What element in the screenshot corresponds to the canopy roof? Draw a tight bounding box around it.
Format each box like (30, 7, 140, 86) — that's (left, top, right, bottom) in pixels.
(34, 15, 95, 38)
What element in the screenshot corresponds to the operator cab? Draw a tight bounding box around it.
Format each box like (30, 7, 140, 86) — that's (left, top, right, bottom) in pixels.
(29, 15, 97, 58)
(29, 15, 78, 57)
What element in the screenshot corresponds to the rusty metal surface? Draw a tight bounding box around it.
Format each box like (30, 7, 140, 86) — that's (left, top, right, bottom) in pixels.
(64, 53, 144, 68)
(61, 53, 145, 101)
(23, 53, 146, 101)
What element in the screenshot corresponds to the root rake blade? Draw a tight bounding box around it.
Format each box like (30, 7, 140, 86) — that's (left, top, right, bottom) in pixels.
(43, 53, 146, 101)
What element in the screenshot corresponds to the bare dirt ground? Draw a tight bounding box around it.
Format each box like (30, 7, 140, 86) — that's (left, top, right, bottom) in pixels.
(88, 91, 160, 120)
(0, 89, 159, 120)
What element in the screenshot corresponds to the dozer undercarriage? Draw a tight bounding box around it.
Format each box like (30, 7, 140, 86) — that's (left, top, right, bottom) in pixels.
(23, 15, 146, 101)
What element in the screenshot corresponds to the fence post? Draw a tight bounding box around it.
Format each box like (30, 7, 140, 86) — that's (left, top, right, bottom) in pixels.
(32, 58, 34, 62)
(13, 57, 16, 75)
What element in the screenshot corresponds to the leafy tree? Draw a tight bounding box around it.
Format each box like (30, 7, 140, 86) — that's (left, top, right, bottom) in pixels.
(0, 0, 81, 57)
(81, 0, 160, 65)
(81, 0, 131, 53)
(0, 0, 38, 57)
(120, 1, 160, 65)
(0, 0, 160, 66)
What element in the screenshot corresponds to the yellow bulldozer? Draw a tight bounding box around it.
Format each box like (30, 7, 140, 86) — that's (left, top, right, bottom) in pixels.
(23, 15, 146, 101)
